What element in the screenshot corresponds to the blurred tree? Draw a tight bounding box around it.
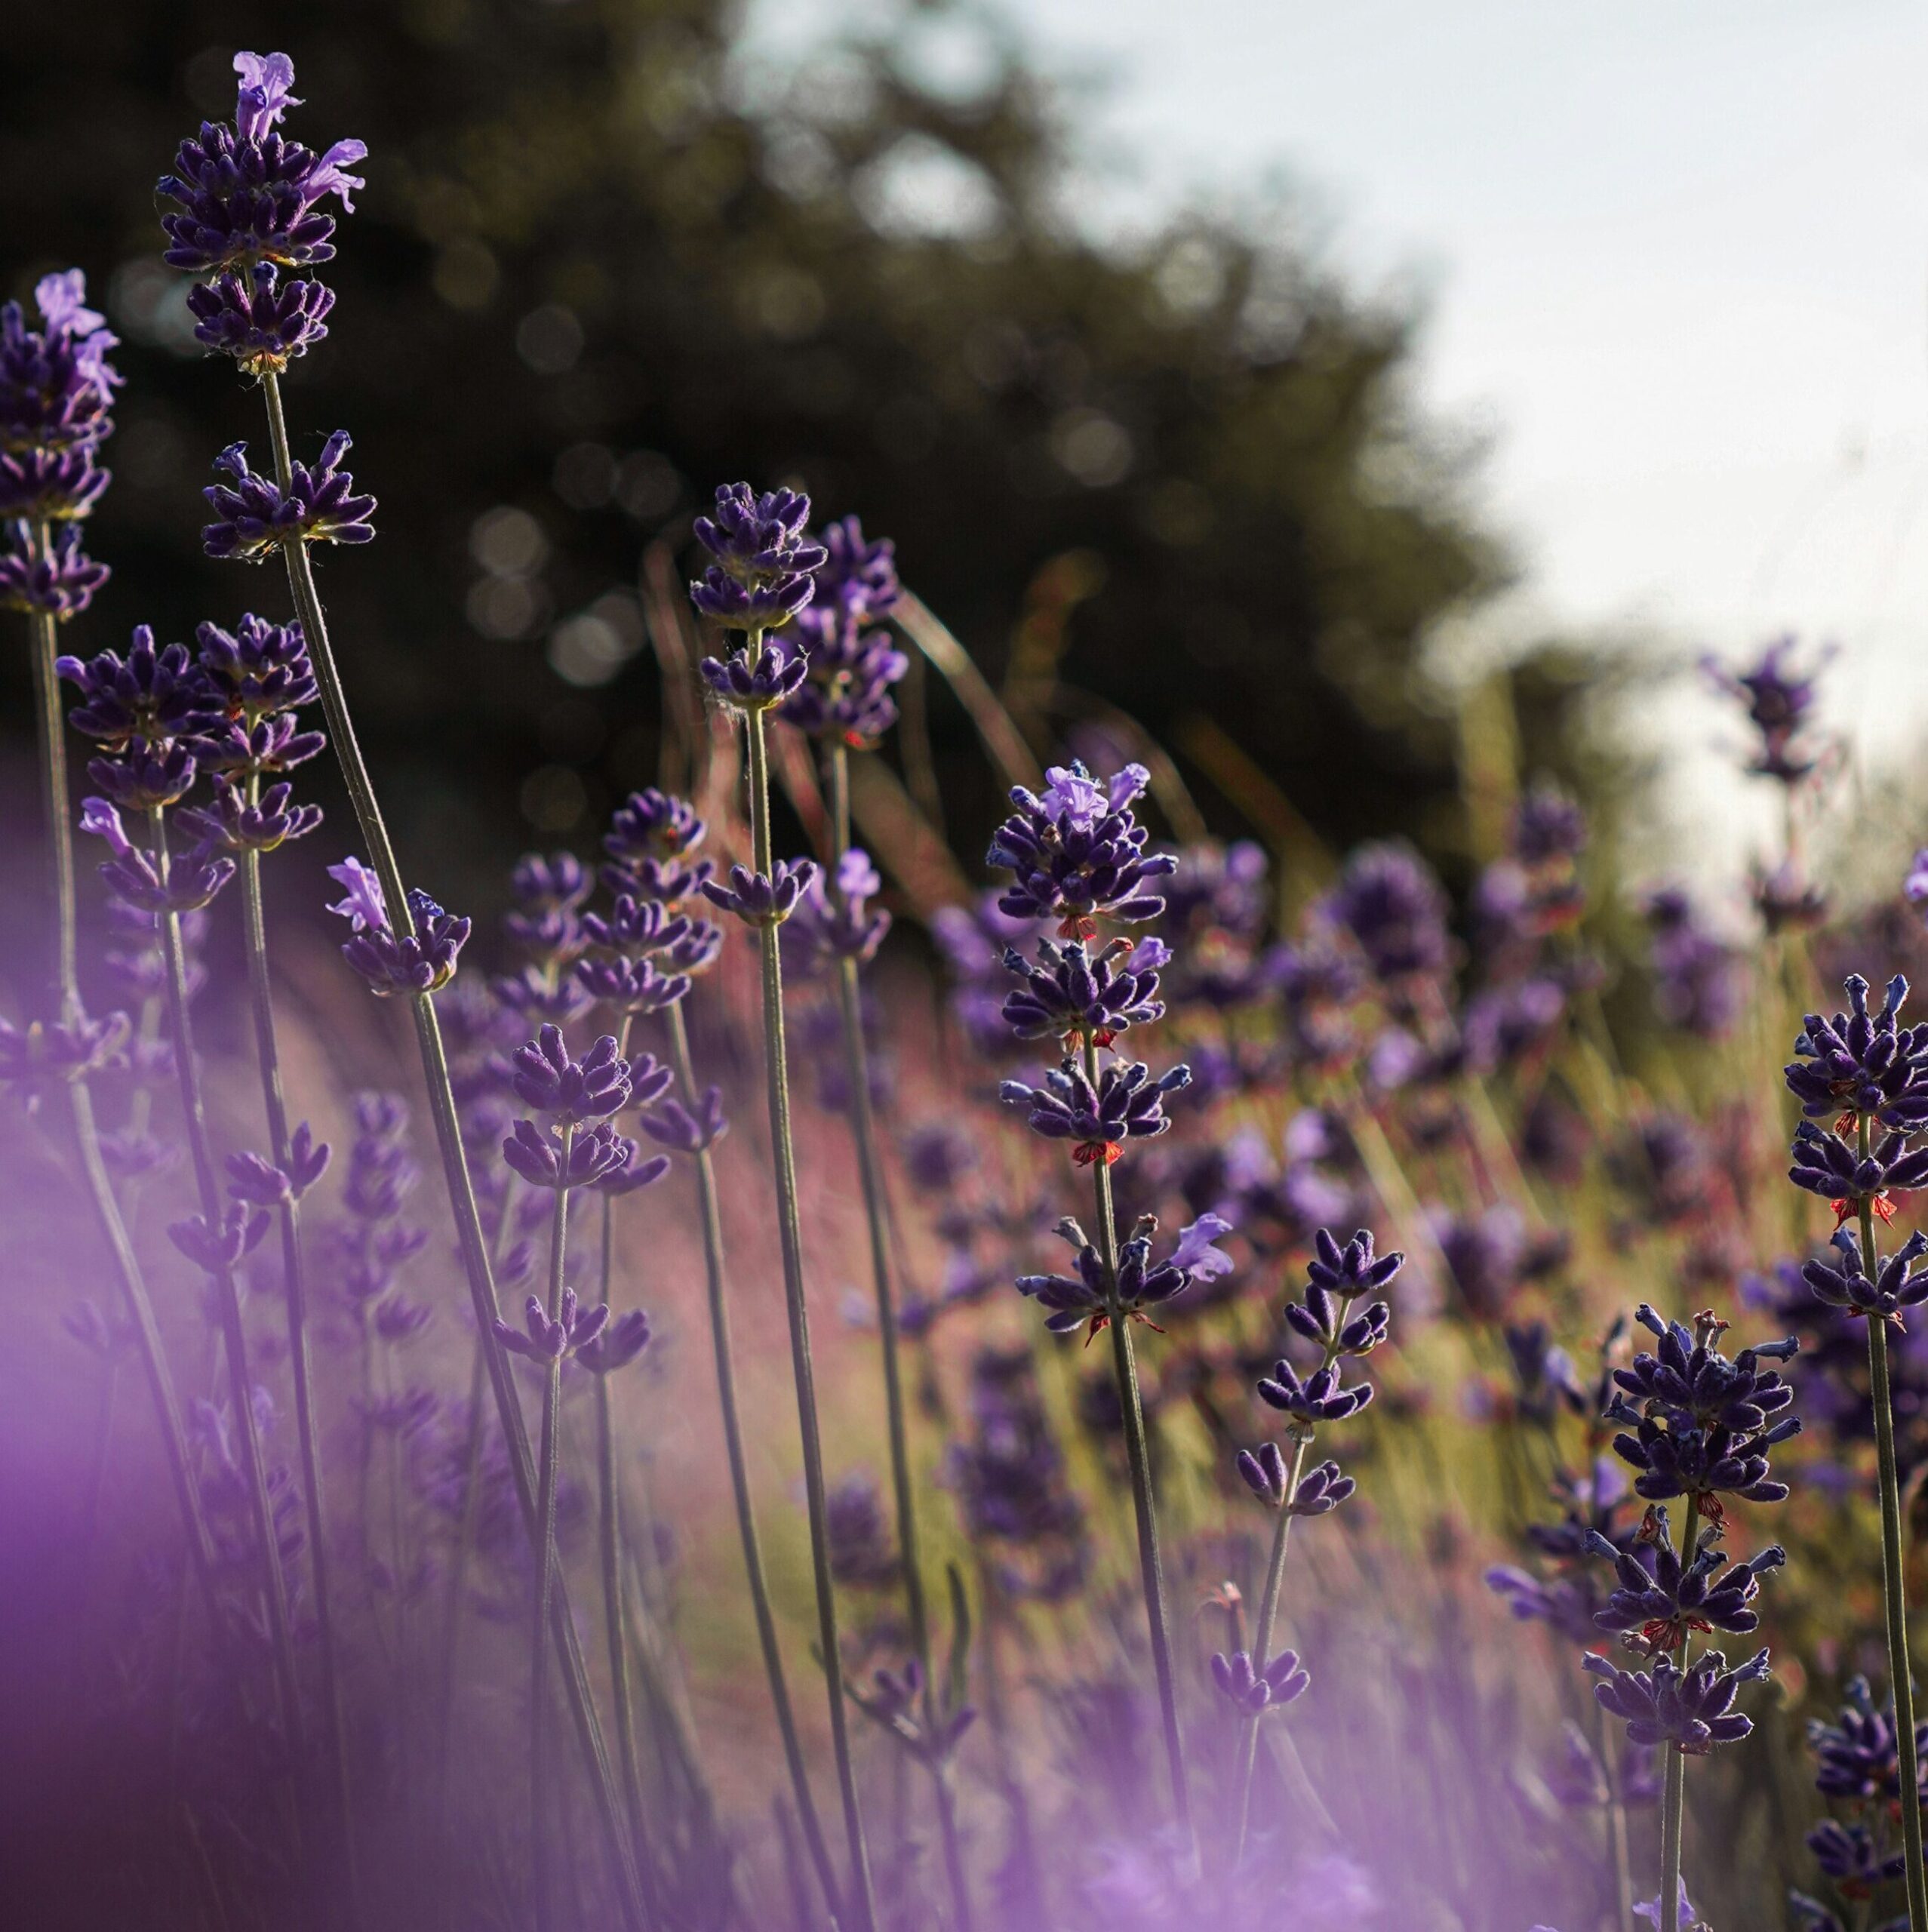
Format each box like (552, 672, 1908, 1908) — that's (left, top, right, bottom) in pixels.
(2, 0, 1587, 914)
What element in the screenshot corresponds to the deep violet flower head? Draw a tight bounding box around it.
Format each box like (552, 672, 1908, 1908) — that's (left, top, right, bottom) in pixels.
(0, 523, 108, 619)
(1786, 975, 1928, 1131)
(641, 1084, 730, 1155)
(999, 1055, 1192, 1165)
(81, 798, 235, 915)
(59, 628, 221, 749)
(1704, 635, 1834, 784)
(1001, 936, 1164, 1043)
(1605, 1306, 1801, 1509)
(186, 263, 334, 374)
(204, 433, 374, 561)
(326, 856, 469, 995)
(195, 612, 318, 717)
(1208, 1648, 1309, 1716)
(1587, 1518, 1785, 1651)
(1235, 1444, 1355, 1515)
(502, 1118, 635, 1192)
(601, 787, 712, 903)
(176, 774, 321, 854)
(1790, 1118, 1928, 1219)
(986, 761, 1176, 933)
(1585, 1644, 1772, 1752)
(701, 859, 817, 928)
(494, 1286, 610, 1363)
(1803, 1227, 1928, 1323)
(1016, 1211, 1230, 1340)
(688, 481, 826, 632)
(157, 52, 368, 276)
(509, 1025, 632, 1122)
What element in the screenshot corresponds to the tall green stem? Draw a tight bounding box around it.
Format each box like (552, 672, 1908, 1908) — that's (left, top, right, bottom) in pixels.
(663, 998, 844, 1922)
(530, 1137, 573, 1932)
(1859, 1112, 1928, 1931)
(1229, 1437, 1308, 1860)
(258, 372, 645, 1932)
(1659, 1494, 1701, 1932)
(148, 805, 304, 1749)
(236, 786, 358, 1908)
(1083, 1035, 1195, 1859)
(743, 697, 878, 1931)
(25, 580, 216, 1598)
(824, 743, 971, 1931)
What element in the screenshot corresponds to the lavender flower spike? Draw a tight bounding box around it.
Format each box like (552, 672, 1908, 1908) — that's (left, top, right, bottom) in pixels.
(1000, 1054, 1191, 1164)
(688, 481, 826, 631)
(203, 434, 375, 561)
(986, 760, 1176, 934)
(325, 856, 469, 995)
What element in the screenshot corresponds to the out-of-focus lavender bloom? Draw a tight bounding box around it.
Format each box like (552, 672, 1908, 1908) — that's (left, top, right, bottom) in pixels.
(186, 263, 334, 372)
(1808, 1675, 1928, 1804)
(986, 761, 1176, 932)
(1485, 1564, 1606, 1647)
(787, 848, 891, 973)
(1802, 1821, 1907, 1901)
(0, 269, 118, 531)
(701, 858, 817, 927)
(782, 515, 907, 743)
(203, 433, 375, 561)
(1586, 1644, 1770, 1750)
(1000, 1056, 1191, 1164)
(641, 1084, 729, 1154)
(576, 954, 692, 1017)
(601, 787, 712, 904)
(1645, 885, 1742, 1039)
(1001, 936, 1163, 1042)
(0, 1011, 130, 1111)
(1705, 635, 1832, 783)
(688, 481, 825, 632)
(577, 1308, 652, 1375)
(326, 857, 469, 995)
(826, 1471, 899, 1588)
(1207, 1647, 1309, 1715)
(1606, 1306, 1801, 1508)
(1312, 840, 1453, 996)
(0, 525, 109, 617)
(494, 1286, 610, 1362)
(1459, 976, 1567, 1074)
(1511, 782, 1588, 869)
(157, 51, 367, 276)
(1016, 1212, 1230, 1340)
(1754, 857, 1828, 935)
(226, 1122, 330, 1205)
(592, 1138, 671, 1198)
(1433, 1203, 1527, 1324)
(169, 1200, 271, 1274)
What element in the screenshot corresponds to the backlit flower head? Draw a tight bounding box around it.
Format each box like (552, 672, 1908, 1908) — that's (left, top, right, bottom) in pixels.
(987, 761, 1176, 933)
(204, 433, 374, 561)
(688, 481, 826, 631)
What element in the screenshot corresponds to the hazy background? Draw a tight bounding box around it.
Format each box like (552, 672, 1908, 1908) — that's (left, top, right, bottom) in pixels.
(9, 0, 1923, 949)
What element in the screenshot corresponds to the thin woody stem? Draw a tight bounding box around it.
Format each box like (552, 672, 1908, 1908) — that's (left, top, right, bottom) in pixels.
(663, 998, 845, 1924)
(743, 694, 878, 1932)
(257, 371, 647, 1932)
(1082, 1031, 1195, 1863)
(530, 1134, 573, 1932)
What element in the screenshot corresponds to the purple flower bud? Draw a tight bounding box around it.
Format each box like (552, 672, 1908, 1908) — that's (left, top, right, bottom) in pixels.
(203, 433, 374, 561)
(186, 263, 334, 373)
(0, 525, 109, 619)
(169, 1201, 271, 1274)
(0, 1010, 130, 1112)
(687, 481, 826, 631)
(701, 859, 818, 928)
(641, 1084, 729, 1154)
(578, 1308, 652, 1375)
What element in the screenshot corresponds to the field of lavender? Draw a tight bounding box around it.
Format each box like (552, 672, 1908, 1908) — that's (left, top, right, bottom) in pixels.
(8, 46, 1928, 1932)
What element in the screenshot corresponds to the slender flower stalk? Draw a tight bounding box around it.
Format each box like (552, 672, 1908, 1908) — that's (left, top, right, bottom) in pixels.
(742, 697, 878, 1929)
(1860, 1112, 1928, 1930)
(146, 805, 304, 1745)
(530, 1124, 571, 1932)
(1658, 1495, 1701, 1932)
(1085, 1029, 1196, 1859)
(662, 996, 846, 1922)
(819, 740, 973, 1931)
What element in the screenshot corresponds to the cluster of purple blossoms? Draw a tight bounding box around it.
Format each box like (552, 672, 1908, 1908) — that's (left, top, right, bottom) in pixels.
(325, 856, 471, 997)
(780, 515, 907, 745)
(203, 432, 375, 561)
(688, 478, 825, 726)
(331, 1093, 433, 1343)
(158, 52, 362, 371)
(0, 269, 119, 615)
(987, 761, 1176, 937)
(1644, 887, 1743, 1041)
(786, 849, 892, 978)
(500, 1023, 667, 1198)
(1016, 1211, 1232, 1343)
(1604, 1306, 1801, 1516)
(1311, 841, 1455, 1017)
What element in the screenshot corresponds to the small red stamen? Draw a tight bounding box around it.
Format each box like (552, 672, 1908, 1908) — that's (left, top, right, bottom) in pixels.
(1699, 1496, 1727, 1534)
(1839, 1192, 1900, 1226)
(1083, 1313, 1112, 1347)
(1073, 1140, 1122, 1168)
(1835, 1107, 1861, 1138)
(1090, 1029, 1118, 1050)
(1058, 915, 1098, 941)
(1130, 1312, 1167, 1334)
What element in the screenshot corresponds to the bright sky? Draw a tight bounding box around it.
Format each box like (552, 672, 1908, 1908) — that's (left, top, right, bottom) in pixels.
(745, 0, 1928, 875)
